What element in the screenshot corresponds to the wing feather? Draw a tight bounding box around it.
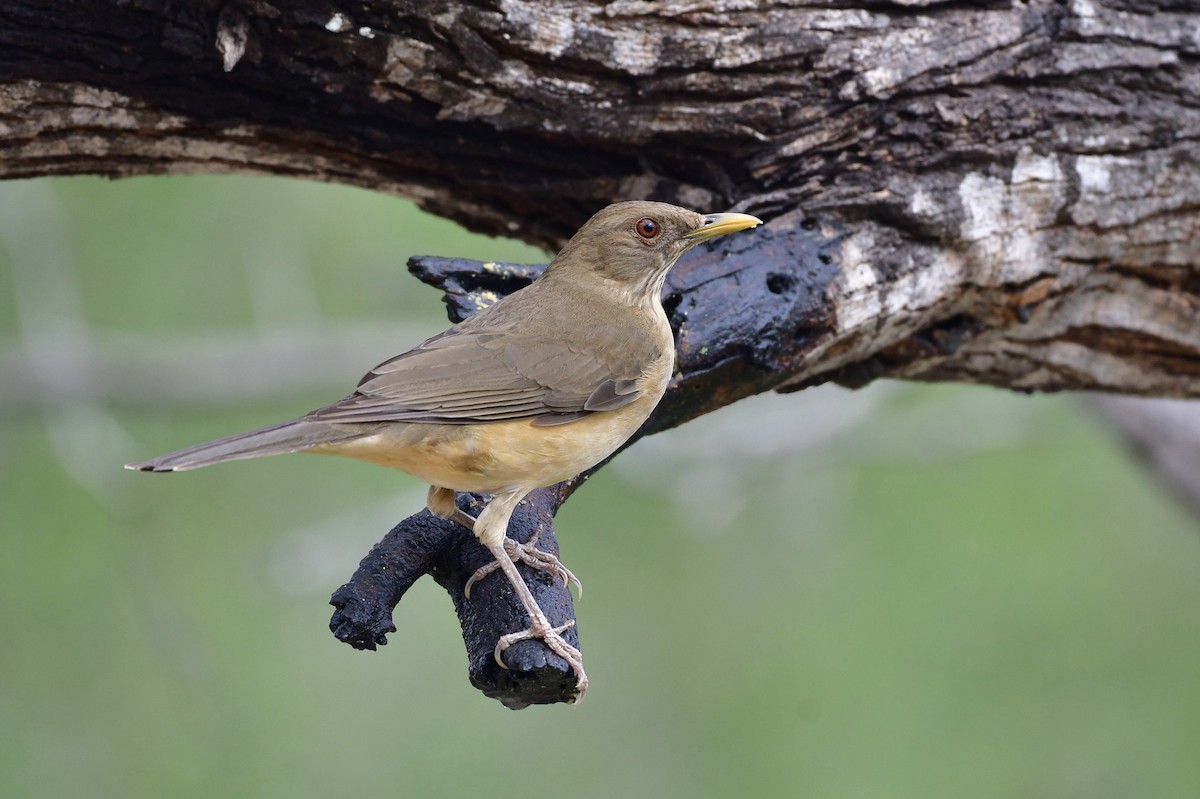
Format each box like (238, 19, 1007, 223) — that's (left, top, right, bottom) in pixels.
(307, 328, 658, 425)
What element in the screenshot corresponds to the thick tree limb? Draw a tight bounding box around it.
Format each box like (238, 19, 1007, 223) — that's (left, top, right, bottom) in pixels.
(6, 0, 1199, 705)
(5, 0, 1196, 393)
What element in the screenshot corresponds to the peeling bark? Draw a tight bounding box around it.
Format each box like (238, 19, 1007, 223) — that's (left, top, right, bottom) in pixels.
(6, 0, 1199, 706)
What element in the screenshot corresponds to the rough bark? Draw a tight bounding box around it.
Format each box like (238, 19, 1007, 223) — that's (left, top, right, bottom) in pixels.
(5, 0, 1198, 706)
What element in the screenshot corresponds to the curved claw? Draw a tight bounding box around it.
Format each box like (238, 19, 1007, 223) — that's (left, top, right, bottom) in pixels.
(493, 619, 587, 703)
(464, 533, 583, 599)
(493, 619, 577, 668)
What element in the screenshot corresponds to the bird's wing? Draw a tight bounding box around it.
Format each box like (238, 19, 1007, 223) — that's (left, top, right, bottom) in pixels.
(307, 328, 655, 425)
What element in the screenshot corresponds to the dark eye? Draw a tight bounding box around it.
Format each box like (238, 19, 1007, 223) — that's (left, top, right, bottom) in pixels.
(635, 218, 661, 239)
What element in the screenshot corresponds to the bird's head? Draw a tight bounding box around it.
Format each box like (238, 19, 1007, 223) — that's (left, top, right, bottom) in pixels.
(547, 201, 763, 304)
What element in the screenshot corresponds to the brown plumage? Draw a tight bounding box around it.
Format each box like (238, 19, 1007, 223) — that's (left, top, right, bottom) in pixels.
(127, 200, 762, 701)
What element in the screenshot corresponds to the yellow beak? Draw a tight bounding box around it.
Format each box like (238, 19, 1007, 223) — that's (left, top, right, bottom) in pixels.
(684, 212, 764, 242)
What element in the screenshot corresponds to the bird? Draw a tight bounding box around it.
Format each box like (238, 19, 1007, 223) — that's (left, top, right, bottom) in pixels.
(126, 200, 763, 702)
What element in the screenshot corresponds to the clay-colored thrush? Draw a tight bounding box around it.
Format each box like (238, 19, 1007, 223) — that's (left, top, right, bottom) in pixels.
(126, 201, 762, 701)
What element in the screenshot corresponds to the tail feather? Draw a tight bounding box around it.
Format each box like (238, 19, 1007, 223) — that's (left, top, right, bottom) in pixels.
(125, 419, 363, 473)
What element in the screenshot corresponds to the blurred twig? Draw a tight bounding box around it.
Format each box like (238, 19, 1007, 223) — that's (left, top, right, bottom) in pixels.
(1086, 396, 1200, 523)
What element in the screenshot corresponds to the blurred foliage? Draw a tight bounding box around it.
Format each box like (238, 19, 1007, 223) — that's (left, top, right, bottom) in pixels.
(1, 176, 1198, 799)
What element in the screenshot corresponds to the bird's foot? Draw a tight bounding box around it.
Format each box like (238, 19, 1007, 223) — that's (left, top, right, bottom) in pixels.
(495, 617, 589, 702)
(465, 530, 583, 599)
(469, 493, 589, 703)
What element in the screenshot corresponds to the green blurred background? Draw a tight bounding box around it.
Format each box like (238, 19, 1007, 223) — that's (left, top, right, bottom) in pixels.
(1, 176, 1198, 798)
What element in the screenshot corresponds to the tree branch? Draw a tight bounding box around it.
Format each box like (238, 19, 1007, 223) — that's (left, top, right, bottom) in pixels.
(8, 0, 1199, 705)
(330, 489, 580, 708)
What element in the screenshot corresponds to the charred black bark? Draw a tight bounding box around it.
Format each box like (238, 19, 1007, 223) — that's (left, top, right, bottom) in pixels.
(331, 489, 579, 708)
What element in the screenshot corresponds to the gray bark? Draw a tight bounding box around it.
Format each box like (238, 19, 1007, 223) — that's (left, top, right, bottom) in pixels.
(3, 0, 1197, 396)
